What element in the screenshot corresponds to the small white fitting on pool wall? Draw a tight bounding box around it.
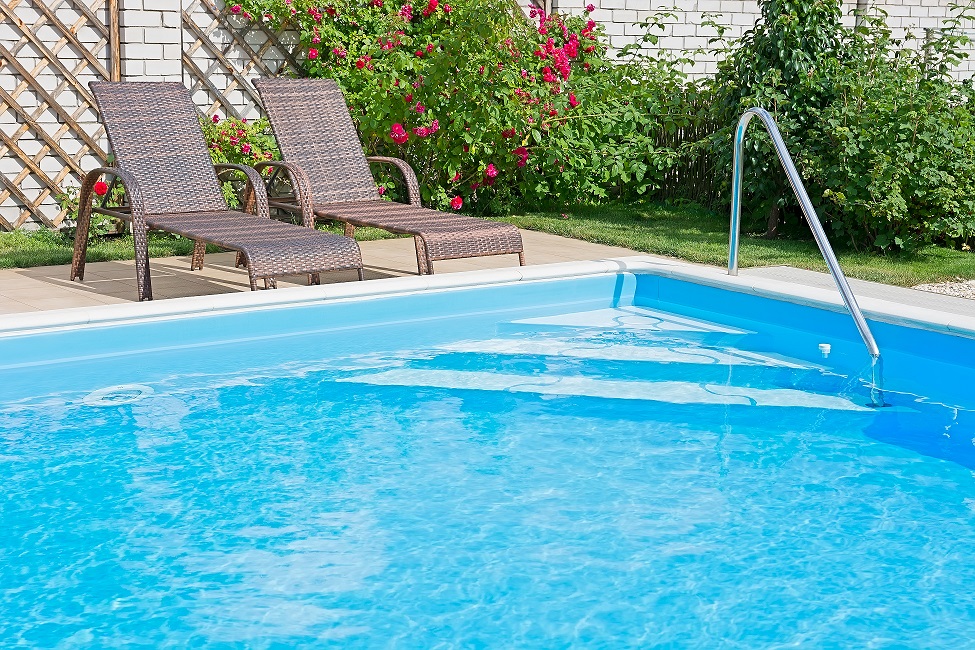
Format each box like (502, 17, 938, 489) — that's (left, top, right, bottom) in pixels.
(818, 343, 831, 358)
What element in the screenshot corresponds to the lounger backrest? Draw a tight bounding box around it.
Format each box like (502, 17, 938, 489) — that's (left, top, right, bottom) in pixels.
(90, 82, 227, 215)
(253, 78, 380, 205)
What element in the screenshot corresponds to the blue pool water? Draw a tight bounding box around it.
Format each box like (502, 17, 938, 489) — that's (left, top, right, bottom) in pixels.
(2, 273, 975, 647)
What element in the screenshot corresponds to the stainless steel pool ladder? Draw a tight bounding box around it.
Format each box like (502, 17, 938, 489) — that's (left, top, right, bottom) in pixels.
(727, 108, 885, 407)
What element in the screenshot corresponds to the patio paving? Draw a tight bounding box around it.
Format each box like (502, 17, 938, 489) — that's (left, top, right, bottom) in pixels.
(0, 228, 972, 317)
(0, 230, 639, 314)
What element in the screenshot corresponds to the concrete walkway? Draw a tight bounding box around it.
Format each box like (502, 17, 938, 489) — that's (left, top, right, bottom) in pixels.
(0, 230, 638, 314)
(0, 229, 972, 316)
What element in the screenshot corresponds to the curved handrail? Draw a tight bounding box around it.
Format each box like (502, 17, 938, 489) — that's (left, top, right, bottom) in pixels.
(728, 108, 884, 406)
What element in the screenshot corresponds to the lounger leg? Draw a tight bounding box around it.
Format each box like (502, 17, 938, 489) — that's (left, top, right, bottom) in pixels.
(344, 223, 356, 238)
(132, 220, 152, 301)
(308, 273, 321, 285)
(264, 277, 278, 290)
(518, 252, 526, 266)
(414, 236, 431, 275)
(191, 240, 206, 270)
(235, 251, 247, 268)
(357, 267, 365, 281)
(70, 208, 91, 283)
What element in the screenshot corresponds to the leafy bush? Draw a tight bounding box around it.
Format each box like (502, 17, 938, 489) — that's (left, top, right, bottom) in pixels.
(706, 0, 975, 250)
(235, 0, 692, 212)
(57, 174, 127, 238)
(200, 114, 279, 207)
(804, 10, 975, 250)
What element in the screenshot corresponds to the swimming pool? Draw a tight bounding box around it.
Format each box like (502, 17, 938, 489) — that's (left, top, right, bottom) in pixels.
(2, 259, 975, 647)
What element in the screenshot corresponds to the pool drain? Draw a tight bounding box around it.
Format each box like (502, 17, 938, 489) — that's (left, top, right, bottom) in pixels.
(82, 384, 155, 407)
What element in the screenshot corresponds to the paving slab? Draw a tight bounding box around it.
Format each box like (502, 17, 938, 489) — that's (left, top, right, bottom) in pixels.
(0, 230, 639, 314)
(1, 230, 971, 319)
(740, 266, 975, 317)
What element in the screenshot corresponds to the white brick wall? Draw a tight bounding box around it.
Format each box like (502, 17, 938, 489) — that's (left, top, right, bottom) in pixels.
(4, 0, 974, 228)
(551, 0, 975, 78)
(1, 0, 292, 227)
(119, 0, 183, 81)
(0, 0, 111, 229)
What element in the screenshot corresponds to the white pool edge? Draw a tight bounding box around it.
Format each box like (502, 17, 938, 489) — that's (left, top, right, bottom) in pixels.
(0, 256, 973, 340)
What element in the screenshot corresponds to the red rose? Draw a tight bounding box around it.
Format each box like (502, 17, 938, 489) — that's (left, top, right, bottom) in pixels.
(308, 48, 319, 60)
(450, 196, 463, 209)
(390, 123, 409, 144)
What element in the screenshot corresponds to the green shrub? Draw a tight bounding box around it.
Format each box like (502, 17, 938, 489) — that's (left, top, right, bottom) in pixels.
(236, 0, 692, 212)
(200, 114, 279, 207)
(707, 0, 975, 251)
(804, 9, 975, 250)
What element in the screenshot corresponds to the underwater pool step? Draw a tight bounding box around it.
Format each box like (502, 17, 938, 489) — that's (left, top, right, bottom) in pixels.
(439, 338, 811, 368)
(509, 306, 750, 334)
(408, 351, 851, 395)
(337, 368, 871, 411)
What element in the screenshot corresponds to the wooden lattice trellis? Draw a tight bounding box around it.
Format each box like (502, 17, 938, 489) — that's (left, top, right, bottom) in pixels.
(182, 0, 300, 120)
(0, 0, 119, 230)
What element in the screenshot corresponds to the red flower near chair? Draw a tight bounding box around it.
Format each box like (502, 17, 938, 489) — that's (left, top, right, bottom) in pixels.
(93, 181, 109, 196)
(450, 195, 463, 209)
(390, 123, 409, 144)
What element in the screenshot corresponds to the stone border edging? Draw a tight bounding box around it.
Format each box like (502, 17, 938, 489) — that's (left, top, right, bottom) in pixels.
(0, 256, 972, 340)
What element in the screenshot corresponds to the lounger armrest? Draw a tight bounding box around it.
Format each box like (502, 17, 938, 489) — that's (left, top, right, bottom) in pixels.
(71, 166, 152, 300)
(254, 161, 315, 228)
(366, 156, 422, 206)
(214, 163, 272, 219)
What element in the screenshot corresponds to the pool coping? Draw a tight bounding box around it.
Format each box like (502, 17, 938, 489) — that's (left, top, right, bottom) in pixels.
(0, 256, 973, 340)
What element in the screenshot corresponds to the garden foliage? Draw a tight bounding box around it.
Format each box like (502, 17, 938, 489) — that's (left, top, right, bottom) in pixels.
(227, 0, 975, 251)
(234, 0, 691, 213)
(707, 0, 975, 250)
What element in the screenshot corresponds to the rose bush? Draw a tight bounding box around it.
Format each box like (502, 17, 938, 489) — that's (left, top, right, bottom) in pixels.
(200, 114, 279, 207)
(236, 0, 686, 213)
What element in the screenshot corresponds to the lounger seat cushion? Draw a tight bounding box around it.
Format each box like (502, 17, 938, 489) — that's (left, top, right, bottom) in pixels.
(315, 201, 523, 261)
(147, 210, 363, 278)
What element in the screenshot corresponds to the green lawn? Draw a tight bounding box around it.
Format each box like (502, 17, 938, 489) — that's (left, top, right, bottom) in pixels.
(0, 224, 399, 271)
(3, 203, 974, 287)
(500, 202, 975, 287)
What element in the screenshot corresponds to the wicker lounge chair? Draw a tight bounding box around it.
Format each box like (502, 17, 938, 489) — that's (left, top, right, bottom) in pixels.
(252, 78, 525, 275)
(70, 82, 363, 301)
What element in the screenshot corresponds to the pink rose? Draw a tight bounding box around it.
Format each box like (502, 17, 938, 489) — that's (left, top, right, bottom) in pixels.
(308, 48, 319, 60)
(390, 123, 409, 144)
(450, 196, 463, 209)
(484, 163, 498, 178)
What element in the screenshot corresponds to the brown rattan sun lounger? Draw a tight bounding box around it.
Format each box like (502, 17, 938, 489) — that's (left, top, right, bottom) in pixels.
(70, 82, 363, 301)
(252, 78, 525, 275)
